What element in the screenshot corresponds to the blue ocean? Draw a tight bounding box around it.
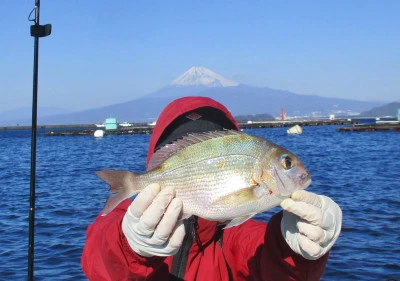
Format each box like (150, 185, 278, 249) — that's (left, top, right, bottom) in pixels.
(0, 125, 399, 280)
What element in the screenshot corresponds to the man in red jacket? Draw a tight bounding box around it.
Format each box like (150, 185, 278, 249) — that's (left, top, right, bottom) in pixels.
(82, 96, 342, 281)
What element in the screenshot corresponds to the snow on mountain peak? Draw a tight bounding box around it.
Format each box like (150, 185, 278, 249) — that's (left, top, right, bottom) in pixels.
(171, 66, 239, 87)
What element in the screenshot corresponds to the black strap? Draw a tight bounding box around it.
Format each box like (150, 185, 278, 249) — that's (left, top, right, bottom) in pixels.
(170, 216, 198, 281)
(216, 224, 234, 281)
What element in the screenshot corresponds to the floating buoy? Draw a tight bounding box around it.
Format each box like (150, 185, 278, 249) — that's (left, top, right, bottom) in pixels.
(94, 130, 105, 138)
(287, 125, 303, 135)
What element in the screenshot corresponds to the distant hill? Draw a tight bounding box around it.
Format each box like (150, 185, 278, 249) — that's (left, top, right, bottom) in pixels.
(235, 113, 275, 121)
(0, 107, 73, 126)
(358, 101, 400, 117)
(25, 84, 381, 126)
(0, 66, 384, 126)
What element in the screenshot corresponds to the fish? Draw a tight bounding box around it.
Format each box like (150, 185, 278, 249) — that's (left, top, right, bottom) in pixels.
(96, 130, 311, 228)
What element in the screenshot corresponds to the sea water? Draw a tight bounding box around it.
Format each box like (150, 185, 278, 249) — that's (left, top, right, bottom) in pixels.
(0, 126, 399, 280)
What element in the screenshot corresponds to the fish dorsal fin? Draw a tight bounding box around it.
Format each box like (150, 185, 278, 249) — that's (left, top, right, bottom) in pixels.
(147, 130, 242, 171)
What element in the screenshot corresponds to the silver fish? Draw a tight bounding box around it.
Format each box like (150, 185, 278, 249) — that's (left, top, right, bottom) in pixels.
(96, 130, 311, 228)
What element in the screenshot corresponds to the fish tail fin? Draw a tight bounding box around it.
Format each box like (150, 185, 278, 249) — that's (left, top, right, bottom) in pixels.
(95, 170, 141, 215)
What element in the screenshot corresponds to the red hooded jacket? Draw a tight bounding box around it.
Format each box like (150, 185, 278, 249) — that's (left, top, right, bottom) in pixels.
(82, 96, 328, 281)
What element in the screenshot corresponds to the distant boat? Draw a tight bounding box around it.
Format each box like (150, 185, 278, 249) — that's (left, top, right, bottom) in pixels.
(148, 121, 157, 126)
(119, 122, 133, 127)
(95, 123, 105, 128)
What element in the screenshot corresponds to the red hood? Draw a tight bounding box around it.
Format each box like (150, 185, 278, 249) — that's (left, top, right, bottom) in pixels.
(146, 96, 239, 167)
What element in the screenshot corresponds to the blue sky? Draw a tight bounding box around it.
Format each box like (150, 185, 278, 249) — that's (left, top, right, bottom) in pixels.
(1, 0, 399, 113)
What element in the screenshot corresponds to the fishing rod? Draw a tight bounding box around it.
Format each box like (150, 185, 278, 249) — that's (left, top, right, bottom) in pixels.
(28, 1, 51, 280)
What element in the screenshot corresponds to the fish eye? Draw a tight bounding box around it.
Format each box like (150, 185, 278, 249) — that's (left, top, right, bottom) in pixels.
(280, 154, 293, 170)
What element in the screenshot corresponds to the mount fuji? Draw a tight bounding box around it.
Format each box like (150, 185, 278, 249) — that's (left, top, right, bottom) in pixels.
(1, 66, 383, 125)
(144, 66, 240, 99)
(171, 66, 239, 87)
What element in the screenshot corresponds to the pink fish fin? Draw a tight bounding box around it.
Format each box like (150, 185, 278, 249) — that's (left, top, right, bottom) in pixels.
(95, 170, 141, 215)
(101, 188, 135, 216)
(95, 170, 140, 193)
(224, 213, 256, 229)
(184, 129, 242, 142)
(147, 144, 182, 171)
(211, 184, 259, 207)
(147, 130, 242, 170)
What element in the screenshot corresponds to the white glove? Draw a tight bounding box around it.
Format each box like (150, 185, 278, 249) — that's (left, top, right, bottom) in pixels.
(280, 190, 342, 260)
(122, 183, 186, 257)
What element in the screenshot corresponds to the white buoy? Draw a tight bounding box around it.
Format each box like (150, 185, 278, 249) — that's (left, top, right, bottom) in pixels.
(94, 130, 105, 138)
(287, 125, 303, 135)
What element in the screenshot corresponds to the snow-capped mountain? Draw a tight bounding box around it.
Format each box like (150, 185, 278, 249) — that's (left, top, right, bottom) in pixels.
(171, 66, 239, 87)
(2, 66, 384, 125)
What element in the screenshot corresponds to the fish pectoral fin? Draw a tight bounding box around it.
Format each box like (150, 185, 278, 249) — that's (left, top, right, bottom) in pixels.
(224, 213, 256, 228)
(212, 185, 259, 207)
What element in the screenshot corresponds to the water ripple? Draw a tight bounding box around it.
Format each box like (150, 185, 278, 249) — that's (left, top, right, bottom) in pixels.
(1, 127, 399, 280)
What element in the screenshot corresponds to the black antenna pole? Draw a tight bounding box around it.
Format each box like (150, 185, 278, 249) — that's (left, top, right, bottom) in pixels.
(28, 0, 51, 280)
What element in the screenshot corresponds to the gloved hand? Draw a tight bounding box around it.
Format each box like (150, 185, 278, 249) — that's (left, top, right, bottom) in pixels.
(280, 190, 342, 260)
(122, 183, 185, 257)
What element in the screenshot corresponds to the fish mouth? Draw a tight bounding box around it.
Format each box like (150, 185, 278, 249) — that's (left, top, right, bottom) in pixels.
(273, 167, 310, 197)
(302, 177, 312, 189)
(298, 169, 312, 190)
(302, 175, 312, 189)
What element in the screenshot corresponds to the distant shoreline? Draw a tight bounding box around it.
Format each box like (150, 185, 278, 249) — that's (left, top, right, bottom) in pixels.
(0, 119, 360, 136)
(0, 120, 356, 131)
(3, 116, 396, 131)
(0, 124, 94, 131)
